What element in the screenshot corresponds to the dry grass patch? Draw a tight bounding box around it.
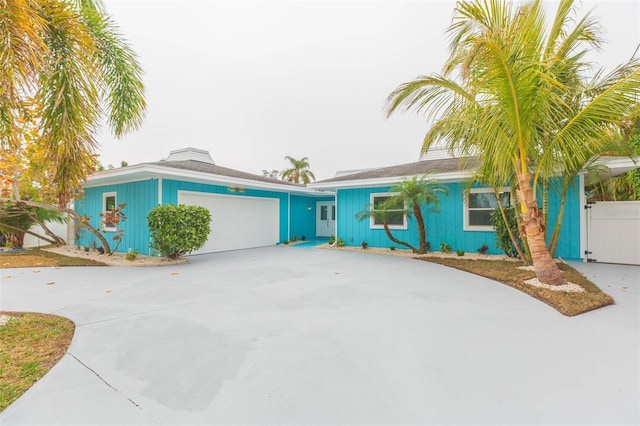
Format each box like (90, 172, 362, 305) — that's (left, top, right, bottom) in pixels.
(421, 257, 614, 316)
(0, 312, 75, 412)
(0, 248, 106, 268)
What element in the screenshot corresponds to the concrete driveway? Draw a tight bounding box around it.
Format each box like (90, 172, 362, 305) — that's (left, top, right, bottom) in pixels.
(1, 247, 638, 425)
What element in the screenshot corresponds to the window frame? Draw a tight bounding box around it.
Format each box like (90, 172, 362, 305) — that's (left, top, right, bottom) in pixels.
(369, 192, 407, 230)
(463, 187, 511, 231)
(102, 192, 118, 232)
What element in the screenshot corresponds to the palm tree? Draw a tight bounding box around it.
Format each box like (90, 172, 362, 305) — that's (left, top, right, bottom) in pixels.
(1, 0, 146, 206)
(356, 174, 448, 254)
(281, 156, 316, 184)
(386, 0, 640, 285)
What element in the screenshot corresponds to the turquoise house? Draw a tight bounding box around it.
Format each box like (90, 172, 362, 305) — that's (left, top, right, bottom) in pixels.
(75, 148, 333, 255)
(310, 146, 585, 261)
(78, 146, 633, 261)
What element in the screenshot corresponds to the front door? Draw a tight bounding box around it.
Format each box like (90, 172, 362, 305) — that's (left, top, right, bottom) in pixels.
(316, 201, 335, 237)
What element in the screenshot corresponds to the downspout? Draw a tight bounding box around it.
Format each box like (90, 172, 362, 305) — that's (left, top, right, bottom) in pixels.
(158, 177, 163, 205)
(332, 190, 338, 246)
(287, 192, 291, 242)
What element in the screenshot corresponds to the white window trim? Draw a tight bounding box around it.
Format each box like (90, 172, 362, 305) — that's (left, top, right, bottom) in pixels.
(370, 192, 407, 230)
(102, 192, 118, 232)
(464, 187, 510, 232)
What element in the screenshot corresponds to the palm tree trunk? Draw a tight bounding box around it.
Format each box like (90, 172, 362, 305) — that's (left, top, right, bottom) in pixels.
(517, 172, 566, 285)
(512, 187, 532, 264)
(383, 223, 419, 253)
(412, 204, 428, 254)
(494, 189, 527, 263)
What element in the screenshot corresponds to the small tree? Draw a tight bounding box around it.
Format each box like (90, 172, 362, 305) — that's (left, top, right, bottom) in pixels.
(356, 174, 448, 254)
(490, 206, 522, 258)
(147, 204, 211, 259)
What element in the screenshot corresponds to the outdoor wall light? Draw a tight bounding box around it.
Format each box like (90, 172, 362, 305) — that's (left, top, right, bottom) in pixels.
(307, 205, 312, 211)
(228, 186, 246, 193)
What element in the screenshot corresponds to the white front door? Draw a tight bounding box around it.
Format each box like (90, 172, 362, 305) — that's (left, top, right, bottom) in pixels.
(316, 201, 335, 237)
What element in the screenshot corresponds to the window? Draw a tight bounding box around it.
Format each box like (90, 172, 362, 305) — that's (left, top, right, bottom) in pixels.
(102, 192, 117, 232)
(370, 193, 407, 230)
(464, 188, 511, 231)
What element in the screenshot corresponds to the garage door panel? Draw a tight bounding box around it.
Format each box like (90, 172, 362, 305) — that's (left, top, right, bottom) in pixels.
(178, 191, 279, 254)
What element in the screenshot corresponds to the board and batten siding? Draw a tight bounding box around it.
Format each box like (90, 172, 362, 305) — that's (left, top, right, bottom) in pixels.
(290, 195, 333, 240)
(75, 179, 159, 254)
(336, 180, 582, 260)
(336, 184, 501, 254)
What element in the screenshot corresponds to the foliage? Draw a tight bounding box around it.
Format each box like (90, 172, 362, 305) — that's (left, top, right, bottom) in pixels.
(99, 202, 127, 255)
(281, 156, 316, 184)
(491, 207, 521, 258)
(0, 202, 66, 248)
(456, 249, 465, 256)
(439, 242, 452, 253)
(147, 204, 211, 259)
(328, 235, 336, 245)
(361, 241, 368, 249)
(389, 245, 396, 251)
(386, 0, 640, 284)
(262, 169, 280, 179)
(291, 235, 298, 242)
(336, 238, 345, 247)
(356, 174, 447, 254)
(126, 249, 139, 261)
(1, 0, 146, 207)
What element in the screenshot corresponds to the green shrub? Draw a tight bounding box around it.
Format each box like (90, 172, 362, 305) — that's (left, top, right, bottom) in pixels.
(328, 235, 336, 245)
(147, 204, 211, 259)
(336, 238, 345, 247)
(389, 245, 396, 251)
(490, 207, 521, 257)
(456, 249, 465, 256)
(440, 242, 452, 253)
(126, 249, 139, 261)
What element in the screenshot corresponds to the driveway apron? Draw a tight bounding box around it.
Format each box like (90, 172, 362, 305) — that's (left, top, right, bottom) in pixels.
(1, 247, 638, 425)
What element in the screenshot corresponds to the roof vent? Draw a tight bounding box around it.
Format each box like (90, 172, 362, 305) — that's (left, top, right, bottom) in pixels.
(166, 147, 215, 164)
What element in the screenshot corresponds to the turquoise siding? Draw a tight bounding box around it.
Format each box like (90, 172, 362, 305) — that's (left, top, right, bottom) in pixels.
(290, 195, 333, 240)
(545, 179, 581, 260)
(77, 177, 336, 253)
(337, 180, 582, 259)
(74, 179, 158, 254)
(337, 184, 500, 254)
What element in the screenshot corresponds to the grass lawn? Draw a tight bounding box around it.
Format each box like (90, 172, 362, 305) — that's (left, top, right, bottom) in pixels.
(422, 257, 614, 316)
(0, 247, 106, 268)
(0, 312, 75, 412)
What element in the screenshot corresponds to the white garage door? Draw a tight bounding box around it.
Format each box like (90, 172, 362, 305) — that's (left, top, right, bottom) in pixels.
(178, 191, 280, 254)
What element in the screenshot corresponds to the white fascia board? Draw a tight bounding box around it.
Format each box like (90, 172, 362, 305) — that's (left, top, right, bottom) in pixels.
(309, 170, 474, 190)
(84, 164, 333, 196)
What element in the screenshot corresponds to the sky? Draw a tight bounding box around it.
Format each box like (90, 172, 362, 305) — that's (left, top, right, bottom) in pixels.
(97, 0, 640, 181)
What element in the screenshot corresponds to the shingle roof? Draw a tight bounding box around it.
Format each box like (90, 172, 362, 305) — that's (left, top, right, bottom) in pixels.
(315, 157, 479, 184)
(148, 160, 305, 187)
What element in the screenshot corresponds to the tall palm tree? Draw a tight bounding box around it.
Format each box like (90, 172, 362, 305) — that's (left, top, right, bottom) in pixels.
(356, 174, 448, 254)
(386, 0, 640, 285)
(281, 156, 316, 184)
(1, 0, 146, 206)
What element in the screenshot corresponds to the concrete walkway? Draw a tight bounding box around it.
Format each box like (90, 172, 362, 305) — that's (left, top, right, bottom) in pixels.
(1, 247, 638, 425)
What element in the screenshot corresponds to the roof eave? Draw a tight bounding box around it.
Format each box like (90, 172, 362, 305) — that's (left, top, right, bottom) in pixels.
(309, 170, 474, 190)
(84, 164, 333, 196)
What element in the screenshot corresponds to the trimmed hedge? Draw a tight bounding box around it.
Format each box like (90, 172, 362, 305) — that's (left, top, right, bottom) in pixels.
(147, 204, 211, 259)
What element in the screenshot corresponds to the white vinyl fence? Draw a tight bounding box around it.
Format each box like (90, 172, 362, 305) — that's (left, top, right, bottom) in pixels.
(585, 201, 640, 265)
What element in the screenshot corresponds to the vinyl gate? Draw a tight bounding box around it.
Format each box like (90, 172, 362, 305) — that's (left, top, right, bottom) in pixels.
(585, 201, 640, 265)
